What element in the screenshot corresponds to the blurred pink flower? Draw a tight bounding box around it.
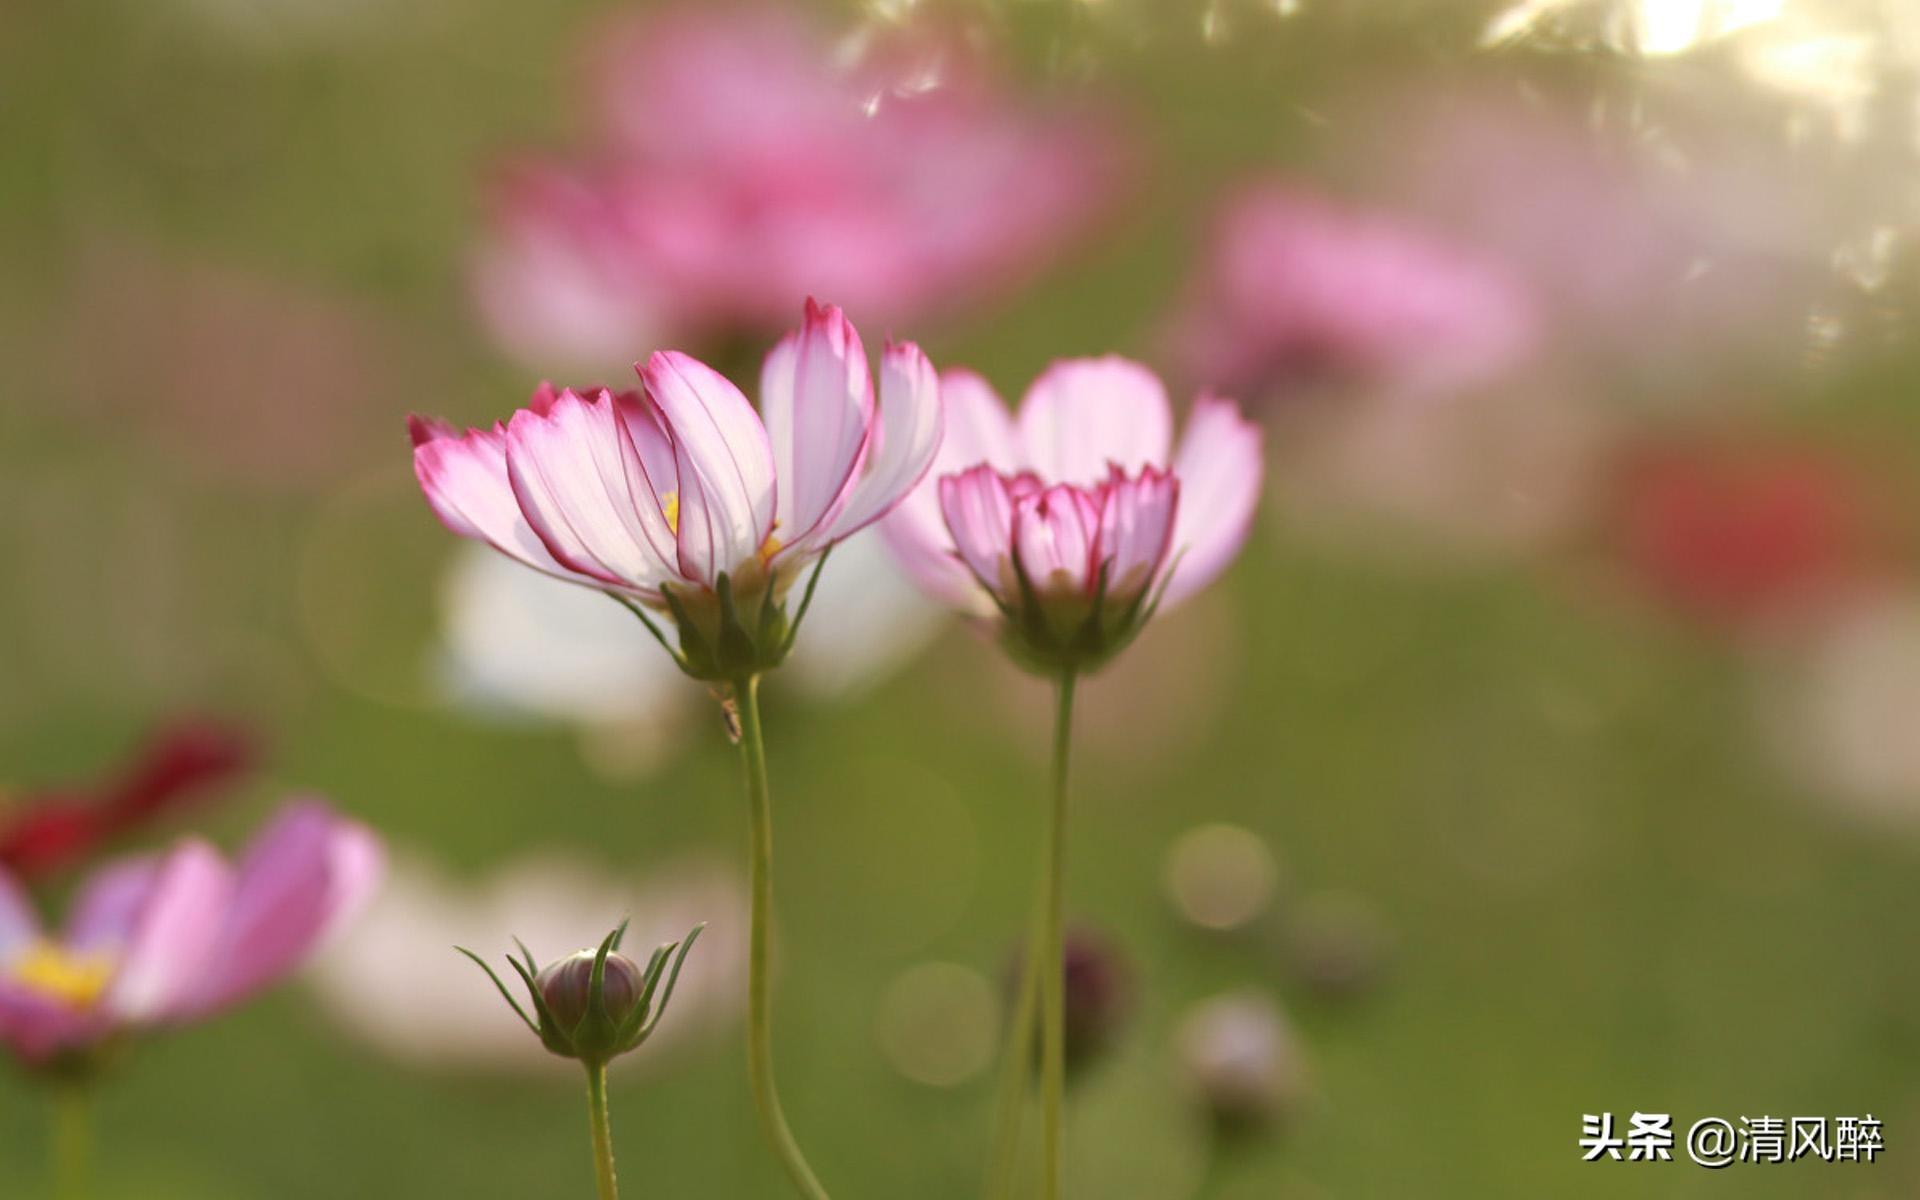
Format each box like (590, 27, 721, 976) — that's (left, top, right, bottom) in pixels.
(414, 300, 940, 609)
(474, 4, 1126, 369)
(0, 799, 382, 1067)
(883, 358, 1260, 668)
(1170, 183, 1538, 398)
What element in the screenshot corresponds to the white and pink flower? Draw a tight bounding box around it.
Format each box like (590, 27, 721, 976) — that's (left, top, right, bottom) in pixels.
(883, 358, 1261, 671)
(412, 300, 943, 680)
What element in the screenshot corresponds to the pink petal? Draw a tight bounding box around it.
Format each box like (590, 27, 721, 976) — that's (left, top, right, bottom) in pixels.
(826, 338, 943, 541)
(759, 300, 873, 549)
(1013, 483, 1102, 595)
(64, 857, 161, 953)
(938, 466, 1018, 597)
(184, 799, 384, 1018)
(1097, 467, 1181, 604)
(0, 984, 103, 1063)
(411, 410, 599, 586)
(1016, 356, 1173, 485)
(104, 839, 234, 1023)
(1162, 394, 1263, 608)
(504, 388, 675, 596)
(640, 351, 778, 584)
(0, 869, 38, 959)
(880, 369, 1017, 609)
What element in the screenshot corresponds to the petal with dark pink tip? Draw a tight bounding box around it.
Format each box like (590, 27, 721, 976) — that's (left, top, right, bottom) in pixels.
(761, 301, 874, 550)
(826, 339, 942, 542)
(640, 351, 778, 583)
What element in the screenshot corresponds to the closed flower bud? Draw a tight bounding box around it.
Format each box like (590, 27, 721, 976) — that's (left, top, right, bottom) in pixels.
(1177, 991, 1309, 1137)
(459, 920, 704, 1067)
(536, 948, 646, 1034)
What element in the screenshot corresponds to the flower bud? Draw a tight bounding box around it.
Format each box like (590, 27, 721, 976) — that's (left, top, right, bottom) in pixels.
(536, 949, 646, 1033)
(458, 920, 704, 1068)
(1177, 991, 1309, 1137)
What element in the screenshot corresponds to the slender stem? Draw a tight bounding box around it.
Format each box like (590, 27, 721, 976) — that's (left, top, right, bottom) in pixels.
(53, 1085, 89, 1200)
(982, 886, 1044, 1199)
(735, 676, 833, 1200)
(585, 1063, 619, 1200)
(1040, 671, 1078, 1200)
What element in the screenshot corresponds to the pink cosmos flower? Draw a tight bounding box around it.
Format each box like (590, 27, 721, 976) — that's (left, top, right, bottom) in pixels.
(1170, 183, 1538, 399)
(0, 799, 382, 1068)
(882, 358, 1261, 671)
(411, 300, 942, 680)
(474, 4, 1125, 370)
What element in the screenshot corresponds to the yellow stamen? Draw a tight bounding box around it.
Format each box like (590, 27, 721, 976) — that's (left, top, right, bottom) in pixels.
(662, 491, 680, 535)
(8, 942, 114, 1008)
(759, 533, 784, 561)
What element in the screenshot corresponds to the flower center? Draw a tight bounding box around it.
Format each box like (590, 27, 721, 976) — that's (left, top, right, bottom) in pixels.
(662, 491, 680, 535)
(7, 941, 114, 1008)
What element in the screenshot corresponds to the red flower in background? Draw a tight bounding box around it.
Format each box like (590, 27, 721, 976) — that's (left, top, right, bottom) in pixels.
(1610, 440, 1888, 626)
(0, 722, 255, 881)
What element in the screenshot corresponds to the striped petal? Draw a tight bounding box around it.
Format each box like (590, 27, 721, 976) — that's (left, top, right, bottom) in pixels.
(1013, 483, 1103, 597)
(504, 387, 675, 596)
(938, 465, 1018, 600)
(825, 338, 943, 542)
(640, 351, 778, 584)
(1096, 466, 1181, 605)
(761, 299, 873, 550)
(410, 408, 597, 587)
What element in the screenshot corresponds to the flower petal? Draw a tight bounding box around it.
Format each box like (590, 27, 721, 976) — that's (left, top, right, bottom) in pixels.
(0, 869, 39, 960)
(640, 351, 778, 584)
(1013, 483, 1102, 596)
(826, 338, 943, 541)
(1097, 467, 1181, 604)
(880, 369, 1017, 609)
(504, 388, 675, 596)
(938, 465, 1018, 600)
(104, 840, 234, 1023)
(1162, 394, 1263, 608)
(184, 799, 384, 1017)
(64, 857, 161, 953)
(761, 300, 874, 550)
(1016, 356, 1172, 484)
(410, 409, 599, 587)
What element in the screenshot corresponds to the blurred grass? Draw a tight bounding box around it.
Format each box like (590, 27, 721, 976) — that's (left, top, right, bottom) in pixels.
(4, 0, 1920, 1197)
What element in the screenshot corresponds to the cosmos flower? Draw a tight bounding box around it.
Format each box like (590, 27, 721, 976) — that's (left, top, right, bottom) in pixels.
(1169, 182, 1538, 400)
(0, 721, 254, 881)
(0, 799, 381, 1069)
(411, 299, 942, 682)
(474, 3, 1126, 371)
(882, 358, 1260, 672)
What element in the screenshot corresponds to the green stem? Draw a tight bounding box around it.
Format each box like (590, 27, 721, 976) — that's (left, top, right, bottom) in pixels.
(982, 886, 1044, 1199)
(735, 676, 833, 1200)
(53, 1085, 89, 1200)
(1040, 671, 1078, 1200)
(585, 1063, 618, 1200)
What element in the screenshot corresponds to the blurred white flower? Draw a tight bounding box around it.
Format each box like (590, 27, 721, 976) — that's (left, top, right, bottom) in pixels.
(308, 851, 746, 1073)
(436, 529, 942, 733)
(1756, 590, 1920, 827)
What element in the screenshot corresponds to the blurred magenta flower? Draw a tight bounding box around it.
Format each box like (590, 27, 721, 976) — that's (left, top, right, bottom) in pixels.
(883, 358, 1260, 672)
(0, 799, 381, 1069)
(1170, 183, 1537, 399)
(412, 299, 941, 681)
(474, 3, 1126, 369)
(0, 721, 255, 882)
